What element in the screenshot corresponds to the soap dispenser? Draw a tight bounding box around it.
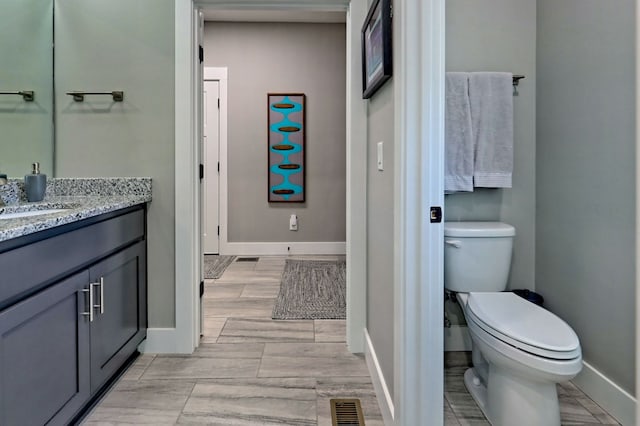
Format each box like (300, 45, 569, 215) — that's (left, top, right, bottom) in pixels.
(24, 162, 47, 202)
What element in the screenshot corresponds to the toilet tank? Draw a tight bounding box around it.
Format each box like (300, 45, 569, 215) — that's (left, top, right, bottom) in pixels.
(444, 222, 515, 293)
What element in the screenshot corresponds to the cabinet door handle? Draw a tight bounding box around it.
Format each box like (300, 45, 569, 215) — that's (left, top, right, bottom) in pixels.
(99, 277, 104, 314)
(92, 277, 105, 315)
(81, 286, 94, 322)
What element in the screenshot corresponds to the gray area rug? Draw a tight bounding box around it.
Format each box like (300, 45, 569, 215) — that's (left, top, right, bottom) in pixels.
(204, 255, 236, 279)
(272, 259, 346, 320)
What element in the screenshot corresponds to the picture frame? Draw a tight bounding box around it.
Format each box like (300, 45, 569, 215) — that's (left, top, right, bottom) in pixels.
(361, 0, 393, 99)
(267, 93, 306, 203)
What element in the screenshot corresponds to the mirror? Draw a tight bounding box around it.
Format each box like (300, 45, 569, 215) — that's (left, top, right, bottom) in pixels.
(0, 0, 54, 177)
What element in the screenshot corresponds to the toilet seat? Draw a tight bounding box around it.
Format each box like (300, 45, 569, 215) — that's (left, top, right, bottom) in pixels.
(465, 292, 581, 360)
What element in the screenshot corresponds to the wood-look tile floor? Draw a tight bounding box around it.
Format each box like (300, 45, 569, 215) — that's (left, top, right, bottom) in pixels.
(83, 255, 619, 425)
(83, 255, 384, 426)
(444, 354, 622, 425)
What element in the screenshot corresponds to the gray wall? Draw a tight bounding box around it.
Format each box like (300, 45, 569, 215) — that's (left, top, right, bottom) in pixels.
(363, 0, 398, 400)
(203, 22, 346, 243)
(536, 0, 636, 395)
(445, 0, 537, 293)
(54, 0, 176, 328)
(366, 80, 395, 399)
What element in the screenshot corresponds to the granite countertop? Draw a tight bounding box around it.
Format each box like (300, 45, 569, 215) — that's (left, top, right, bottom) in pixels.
(0, 178, 152, 243)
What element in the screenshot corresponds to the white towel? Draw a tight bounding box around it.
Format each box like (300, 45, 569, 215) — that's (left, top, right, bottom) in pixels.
(469, 72, 514, 188)
(445, 72, 474, 192)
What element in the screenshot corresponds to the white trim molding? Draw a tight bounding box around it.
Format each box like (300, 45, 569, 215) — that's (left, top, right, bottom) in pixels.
(365, 329, 395, 425)
(176, 0, 366, 358)
(174, 0, 200, 354)
(203, 67, 229, 256)
(223, 241, 345, 256)
(573, 361, 637, 426)
(393, 0, 445, 425)
(635, 0, 640, 422)
(203, 67, 228, 80)
(345, 0, 368, 355)
(197, 0, 349, 10)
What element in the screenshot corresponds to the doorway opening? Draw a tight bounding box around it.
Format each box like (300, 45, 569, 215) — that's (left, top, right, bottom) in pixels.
(174, 0, 445, 424)
(198, 12, 350, 340)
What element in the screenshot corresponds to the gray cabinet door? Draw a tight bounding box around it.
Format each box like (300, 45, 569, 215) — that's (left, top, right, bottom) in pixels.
(89, 241, 146, 393)
(0, 271, 91, 426)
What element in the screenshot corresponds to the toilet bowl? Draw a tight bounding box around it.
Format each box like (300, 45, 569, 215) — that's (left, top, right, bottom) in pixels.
(458, 292, 582, 425)
(444, 222, 582, 426)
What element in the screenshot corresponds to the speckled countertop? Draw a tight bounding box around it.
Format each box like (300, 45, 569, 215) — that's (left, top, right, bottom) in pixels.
(0, 178, 151, 243)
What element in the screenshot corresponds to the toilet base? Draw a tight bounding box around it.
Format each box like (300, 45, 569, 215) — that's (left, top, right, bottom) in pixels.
(463, 367, 561, 426)
(463, 368, 489, 418)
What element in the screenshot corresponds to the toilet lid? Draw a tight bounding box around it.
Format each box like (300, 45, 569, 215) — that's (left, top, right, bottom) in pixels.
(466, 292, 581, 360)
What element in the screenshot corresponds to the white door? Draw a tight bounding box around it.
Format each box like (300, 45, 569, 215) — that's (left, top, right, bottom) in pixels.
(202, 80, 220, 254)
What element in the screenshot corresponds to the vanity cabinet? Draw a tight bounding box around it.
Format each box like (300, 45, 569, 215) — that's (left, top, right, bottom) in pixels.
(0, 205, 147, 426)
(0, 271, 91, 426)
(89, 241, 146, 394)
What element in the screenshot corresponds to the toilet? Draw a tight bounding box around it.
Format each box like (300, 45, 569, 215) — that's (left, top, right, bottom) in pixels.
(444, 221, 582, 426)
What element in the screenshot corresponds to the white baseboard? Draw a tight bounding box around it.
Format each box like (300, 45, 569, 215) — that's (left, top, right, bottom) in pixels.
(444, 325, 472, 352)
(572, 361, 636, 426)
(364, 329, 395, 425)
(222, 241, 346, 256)
(139, 328, 192, 354)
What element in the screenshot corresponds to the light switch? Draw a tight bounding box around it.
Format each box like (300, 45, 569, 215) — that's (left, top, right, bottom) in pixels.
(377, 141, 384, 171)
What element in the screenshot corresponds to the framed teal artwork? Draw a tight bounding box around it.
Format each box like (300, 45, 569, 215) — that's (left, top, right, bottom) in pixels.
(268, 93, 305, 202)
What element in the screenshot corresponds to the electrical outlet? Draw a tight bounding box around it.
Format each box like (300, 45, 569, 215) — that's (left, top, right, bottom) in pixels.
(289, 214, 298, 231)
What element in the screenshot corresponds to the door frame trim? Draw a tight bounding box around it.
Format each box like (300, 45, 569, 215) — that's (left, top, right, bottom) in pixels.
(173, 0, 366, 355)
(203, 67, 228, 255)
(635, 0, 640, 424)
(392, 0, 445, 424)
(173, 1, 201, 352)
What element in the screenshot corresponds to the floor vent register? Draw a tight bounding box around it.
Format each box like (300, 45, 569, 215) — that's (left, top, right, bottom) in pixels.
(331, 399, 365, 426)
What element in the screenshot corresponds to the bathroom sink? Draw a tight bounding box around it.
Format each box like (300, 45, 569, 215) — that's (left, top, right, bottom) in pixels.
(0, 209, 68, 220)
